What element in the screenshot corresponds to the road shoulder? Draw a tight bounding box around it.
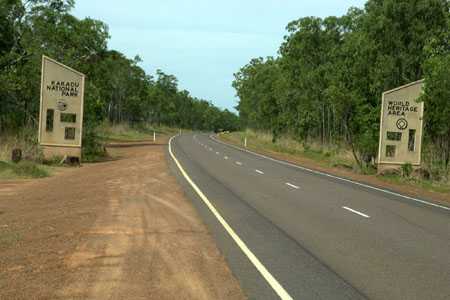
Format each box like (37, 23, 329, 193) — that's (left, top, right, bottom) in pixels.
(216, 134, 450, 209)
(0, 140, 245, 300)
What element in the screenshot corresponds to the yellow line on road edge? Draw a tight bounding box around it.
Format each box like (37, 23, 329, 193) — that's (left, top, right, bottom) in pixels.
(169, 135, 293, 300)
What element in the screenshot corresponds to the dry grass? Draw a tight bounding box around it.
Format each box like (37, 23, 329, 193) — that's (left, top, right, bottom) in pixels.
(220, 130, 450, 195)
(97, 122, 180, 142)
(225, 129, 356, 171)
(0, 128, 52, 179)
(0, 128, 42, 162)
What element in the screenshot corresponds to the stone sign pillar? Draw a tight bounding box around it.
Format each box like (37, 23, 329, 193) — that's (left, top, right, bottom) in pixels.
(377, 79, 424, 173)
(38, 56, 85, 160)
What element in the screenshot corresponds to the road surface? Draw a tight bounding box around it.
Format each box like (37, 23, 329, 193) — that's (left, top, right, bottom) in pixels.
(168, 133, 450, 300)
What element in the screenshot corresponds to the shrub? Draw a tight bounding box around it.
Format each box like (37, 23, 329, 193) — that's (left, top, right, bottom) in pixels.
(82, 125, 107, 162)
(401, 163, 413, 178)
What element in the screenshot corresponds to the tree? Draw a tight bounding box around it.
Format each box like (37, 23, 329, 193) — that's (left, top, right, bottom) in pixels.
(0, 0, 239, 142)
(233, 0, 450, 171)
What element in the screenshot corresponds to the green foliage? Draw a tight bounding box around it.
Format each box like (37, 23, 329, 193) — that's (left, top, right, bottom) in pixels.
(401, 163, 413, 178)
(233, 0, 450, 174)
(13, 160, 49, 177)
(0, 160, 49, 178)
(422, 49, 450, 175)
(81, 124, 106, 162)
(0, 0, 239, 159)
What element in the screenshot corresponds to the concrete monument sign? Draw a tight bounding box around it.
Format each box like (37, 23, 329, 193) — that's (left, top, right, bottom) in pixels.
(377, 79, 424, 172)
(38, 56, 85, 160)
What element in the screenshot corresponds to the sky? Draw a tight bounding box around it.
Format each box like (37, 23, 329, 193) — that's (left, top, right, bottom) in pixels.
(72, 0, 366, 112)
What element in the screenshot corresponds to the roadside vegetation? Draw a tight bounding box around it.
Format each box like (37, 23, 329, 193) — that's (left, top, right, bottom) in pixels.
(220, 130, 450, 196)
(0, 122, 183, 178)
(0, 128, 50, 179)
(97, 123, 179, 142)
(233, 0, 450, 185)
(0, 161, 50, 179)
(0, 0, 240, 177)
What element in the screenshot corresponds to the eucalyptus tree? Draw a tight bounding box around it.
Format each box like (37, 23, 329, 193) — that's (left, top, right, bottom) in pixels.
(233, 0, 450, 170)
(0, 0, 240, 150)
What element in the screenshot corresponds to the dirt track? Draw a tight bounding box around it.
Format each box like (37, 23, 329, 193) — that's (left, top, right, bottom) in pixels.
(0, 141, 245, 299)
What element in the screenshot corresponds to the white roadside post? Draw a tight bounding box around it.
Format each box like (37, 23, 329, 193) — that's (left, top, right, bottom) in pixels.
(244, 136, 247, 148)
(153, 131, 156, 142)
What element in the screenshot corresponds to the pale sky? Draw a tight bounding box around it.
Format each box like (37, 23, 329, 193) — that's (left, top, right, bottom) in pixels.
(73, 0, 366, 111)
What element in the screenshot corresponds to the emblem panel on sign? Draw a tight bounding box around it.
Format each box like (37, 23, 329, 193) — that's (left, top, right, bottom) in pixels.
(396, 118, 408, 130)
(57, 100, 68, 111)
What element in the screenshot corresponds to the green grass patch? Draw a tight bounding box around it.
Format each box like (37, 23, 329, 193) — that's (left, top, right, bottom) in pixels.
(378, 173, 450, 194)
(82, 151, 109, 163)
(0, 231, 21, 248)
(0, 160, 50, 179)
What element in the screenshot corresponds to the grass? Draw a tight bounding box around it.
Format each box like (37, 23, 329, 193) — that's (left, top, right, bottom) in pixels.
(0, 129, 52, 179)
(0, 160, 50, 179)
(0, 128, 42, 162)
(0, 122, 187, 180)
(82, 123, 184, 162)
(0, 123, 182, 177)
(221, 130, 356, 171)
(378, 172, 450, 194)
(0, 231, 21, 248)
(220, 129, 450, 196)
(97, 122, 181, 142)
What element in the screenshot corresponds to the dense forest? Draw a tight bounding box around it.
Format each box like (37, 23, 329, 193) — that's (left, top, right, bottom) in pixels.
(233, 0, 450, 175)
(0, 0, 239, 141)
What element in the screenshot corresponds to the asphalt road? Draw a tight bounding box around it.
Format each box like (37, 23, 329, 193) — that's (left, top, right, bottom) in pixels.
(168, 133, 450, 300)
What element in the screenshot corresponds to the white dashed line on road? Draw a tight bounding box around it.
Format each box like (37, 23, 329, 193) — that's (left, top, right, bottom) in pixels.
(235, 161, 243, 166)
(285, 182, 300, 190)
(342, 206, 370, 218)
(255, 169, 264, 175)
(210, 135, 450, 212)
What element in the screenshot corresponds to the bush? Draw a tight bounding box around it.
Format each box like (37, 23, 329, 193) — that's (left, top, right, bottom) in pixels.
(401, 163, 413, 178)
(82, 125, 107, 162)
(15, 161, 48, 177)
